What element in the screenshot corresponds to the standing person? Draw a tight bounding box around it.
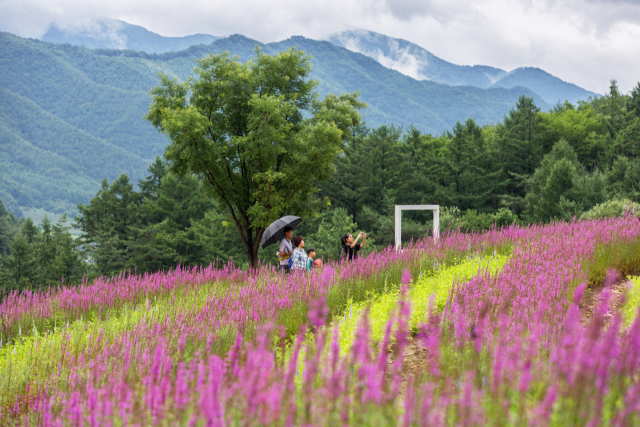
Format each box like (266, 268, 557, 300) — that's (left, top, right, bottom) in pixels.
(306, 248, 317, 272)
(277, 227, 294, 273)
(290, 236, 308, 272)
(341, 232, 366, 261)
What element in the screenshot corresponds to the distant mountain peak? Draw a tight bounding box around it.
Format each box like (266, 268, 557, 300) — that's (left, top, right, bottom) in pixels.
(41, 18, 223, 54)
(327, 29, 599, 104)
(43, 18, 129, 49)
(327, 29, 506, 86)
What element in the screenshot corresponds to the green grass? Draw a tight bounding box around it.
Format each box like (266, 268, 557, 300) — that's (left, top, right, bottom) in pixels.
(335, 254, 511, 352)
(623, 276, 640, 326)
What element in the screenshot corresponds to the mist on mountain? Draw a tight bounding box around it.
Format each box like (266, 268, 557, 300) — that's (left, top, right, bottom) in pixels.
(41, 18, 222, 54)
(327, 29, 599, 105)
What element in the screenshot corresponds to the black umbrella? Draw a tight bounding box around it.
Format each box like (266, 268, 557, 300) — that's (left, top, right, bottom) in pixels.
(261, 216, 303, 249)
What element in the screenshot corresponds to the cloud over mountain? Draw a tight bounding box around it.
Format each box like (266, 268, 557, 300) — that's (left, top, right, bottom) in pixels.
(1, 0, 639, 93)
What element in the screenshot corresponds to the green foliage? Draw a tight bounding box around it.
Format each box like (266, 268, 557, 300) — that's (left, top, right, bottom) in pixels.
(0, 199, 20, 256)
(75, 161, 251, 276)
(0, 214, 84, 292)
(440, 206, 518, 232)
(434, 119, 503, 212)
(607, 156, 640, 201)
(300, 208, 359, 261)
(581, 198, 640, 220)
(524, 140, 607, 222)
(540, 102, 607, 169)
(146, 47, 365, 267)
(496, 95, 550, 198)
(75, 175, 143, 277)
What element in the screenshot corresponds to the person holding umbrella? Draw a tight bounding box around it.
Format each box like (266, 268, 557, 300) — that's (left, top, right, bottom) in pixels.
(277, 226, 294, 273)
(260, 215, 303, 273)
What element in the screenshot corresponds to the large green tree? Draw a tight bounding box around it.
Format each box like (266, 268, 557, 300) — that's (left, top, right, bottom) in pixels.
(146, 48, 365, 268)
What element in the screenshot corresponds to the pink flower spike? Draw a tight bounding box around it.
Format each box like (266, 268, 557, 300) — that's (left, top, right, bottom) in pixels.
(401, 269, 412, 285)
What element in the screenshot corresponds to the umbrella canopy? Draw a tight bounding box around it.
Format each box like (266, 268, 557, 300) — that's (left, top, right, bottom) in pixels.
(261, 216, 303, 249)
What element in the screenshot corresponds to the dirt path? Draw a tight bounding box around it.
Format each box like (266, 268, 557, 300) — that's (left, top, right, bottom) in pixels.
(389, 268, 638, 396)
(579, 271, 636, 325)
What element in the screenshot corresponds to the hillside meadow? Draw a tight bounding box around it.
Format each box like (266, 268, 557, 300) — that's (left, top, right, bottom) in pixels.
(1, 215, 640, 425)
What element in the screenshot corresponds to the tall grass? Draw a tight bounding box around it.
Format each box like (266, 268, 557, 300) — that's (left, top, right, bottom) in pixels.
(1, 215, 640, 424)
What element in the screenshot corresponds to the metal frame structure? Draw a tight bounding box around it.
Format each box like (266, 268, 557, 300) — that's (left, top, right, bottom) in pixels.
(394, 205, 440, 250)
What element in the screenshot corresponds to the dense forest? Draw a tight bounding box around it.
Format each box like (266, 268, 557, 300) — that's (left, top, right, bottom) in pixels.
(1, 81, 640, 291)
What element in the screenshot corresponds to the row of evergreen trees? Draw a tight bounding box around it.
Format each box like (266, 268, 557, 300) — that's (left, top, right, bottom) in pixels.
(0, 202, 82, 291)
(1, 80, 640, 290)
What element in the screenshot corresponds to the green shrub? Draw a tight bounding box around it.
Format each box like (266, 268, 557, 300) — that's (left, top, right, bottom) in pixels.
(581, 198, 640, 220)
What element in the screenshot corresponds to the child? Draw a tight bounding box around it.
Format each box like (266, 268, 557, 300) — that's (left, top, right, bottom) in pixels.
(306, 248, 317, 272)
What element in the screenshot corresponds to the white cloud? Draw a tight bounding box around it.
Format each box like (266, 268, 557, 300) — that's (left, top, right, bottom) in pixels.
(0, 0, 639, 93)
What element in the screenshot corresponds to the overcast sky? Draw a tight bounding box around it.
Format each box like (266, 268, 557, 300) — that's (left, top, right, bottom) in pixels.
(1, 0, 639, 94)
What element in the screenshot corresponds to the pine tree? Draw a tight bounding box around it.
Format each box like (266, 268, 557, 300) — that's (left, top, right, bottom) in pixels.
(608, 79, 623, 135)
(35, 215, 57, 285)
(524, 140, 606, 222)
(434, 119, 502, 212)
(132, 173, 215, 271)
(496, 95, 549, 199)
(318, 123, 369, 224)
(76, 175, 143, 277)
(359, 125, 403, 216)
(2, 235, 37, 291)
(629, 82, 640, 118)
(139, 156, 167, 201)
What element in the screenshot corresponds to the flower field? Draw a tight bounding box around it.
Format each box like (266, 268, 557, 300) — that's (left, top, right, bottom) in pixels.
(2, 216, 640, 426)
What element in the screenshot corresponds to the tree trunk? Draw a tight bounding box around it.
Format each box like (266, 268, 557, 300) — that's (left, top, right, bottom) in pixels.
(247, 247, 259, 270)
(246, 228, 265, 271)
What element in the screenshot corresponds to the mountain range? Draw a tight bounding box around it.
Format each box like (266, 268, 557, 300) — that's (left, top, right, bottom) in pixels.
(40, 20, 599, 105)
(327, 29, 598, 105)
(0, 20, 600, 218)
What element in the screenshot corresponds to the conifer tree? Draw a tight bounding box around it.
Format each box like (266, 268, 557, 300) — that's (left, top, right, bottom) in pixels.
(318, 123, 369, 224)
(629, 82, 640, 118)
(76, 175, 143, 277)
(496, 95, 548, 199)
(2, 235, 37, 291)
(434, 119, 502, 211)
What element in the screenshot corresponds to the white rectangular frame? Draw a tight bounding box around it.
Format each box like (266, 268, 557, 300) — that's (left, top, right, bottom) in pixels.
(395, 205, 439, 250)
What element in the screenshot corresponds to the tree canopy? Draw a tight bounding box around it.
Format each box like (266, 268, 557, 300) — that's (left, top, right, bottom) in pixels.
(146, 47, 365, 267)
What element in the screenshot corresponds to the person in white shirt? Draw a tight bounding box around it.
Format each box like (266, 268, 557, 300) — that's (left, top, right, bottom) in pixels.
(277, 227, 294, 273)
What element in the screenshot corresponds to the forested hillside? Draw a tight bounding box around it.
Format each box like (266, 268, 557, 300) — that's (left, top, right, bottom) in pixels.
(0, 31, 551, 217)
